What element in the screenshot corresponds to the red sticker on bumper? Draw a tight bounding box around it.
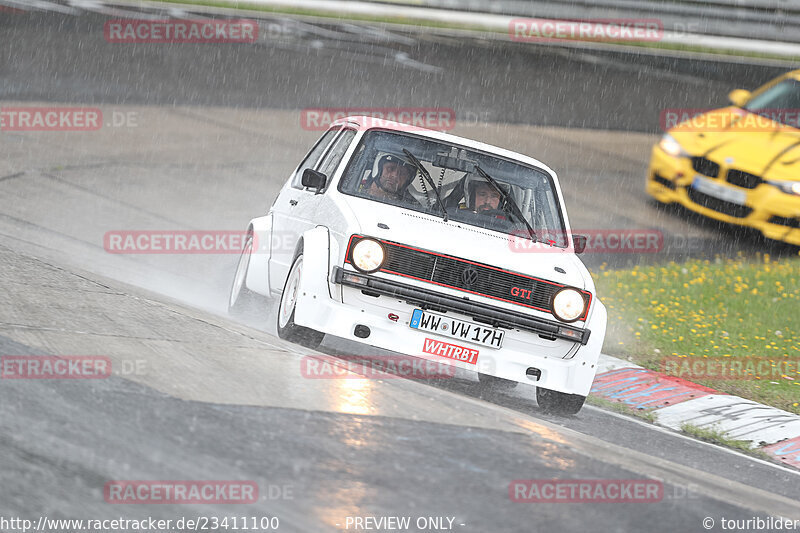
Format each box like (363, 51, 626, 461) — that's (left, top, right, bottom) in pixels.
(422, 338, 479, 364)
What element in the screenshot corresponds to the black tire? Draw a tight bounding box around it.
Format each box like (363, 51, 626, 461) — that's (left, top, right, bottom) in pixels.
(536, 387, 586, 415)
(477, 373, 518, 390)
(276, 252, 324, 349)
(228, 231, 259, 316)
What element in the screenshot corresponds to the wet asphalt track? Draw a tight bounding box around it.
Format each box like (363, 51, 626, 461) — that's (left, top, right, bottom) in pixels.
(2, 2, 800, 532)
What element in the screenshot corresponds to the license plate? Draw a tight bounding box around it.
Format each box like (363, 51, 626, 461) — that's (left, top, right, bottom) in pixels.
(409, 309, 504, 349)
(692, 176, 746, 205)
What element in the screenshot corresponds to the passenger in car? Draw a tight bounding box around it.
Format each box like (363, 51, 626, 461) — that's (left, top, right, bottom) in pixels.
(472, 182, 502, 214)
(450, 176, 508, 218)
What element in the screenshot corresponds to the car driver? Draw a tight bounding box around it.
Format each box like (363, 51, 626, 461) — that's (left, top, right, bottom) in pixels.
(362, 154, 416, 201)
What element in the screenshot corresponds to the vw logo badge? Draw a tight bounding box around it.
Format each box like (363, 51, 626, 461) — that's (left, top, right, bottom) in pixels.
(462, 268, 479, 287)
(725, 157, 734, 164)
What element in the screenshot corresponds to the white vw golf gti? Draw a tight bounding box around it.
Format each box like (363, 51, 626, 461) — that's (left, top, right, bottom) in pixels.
(229, 116, 607, 414)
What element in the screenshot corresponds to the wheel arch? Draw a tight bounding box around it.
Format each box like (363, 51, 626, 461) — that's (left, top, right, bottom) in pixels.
(292, 226, 335, 327)
(244, 214, 273, 296)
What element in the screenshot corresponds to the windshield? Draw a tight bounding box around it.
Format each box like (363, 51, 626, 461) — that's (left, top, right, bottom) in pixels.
(743, 78, 800, 127)
(339, 130, 567, 245)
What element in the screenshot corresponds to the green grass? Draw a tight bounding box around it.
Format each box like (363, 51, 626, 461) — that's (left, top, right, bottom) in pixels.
(146, 0, 800, 62)
(680, 423, 772, 460)
(586, 394, 658, 423)
(594, 254, 800, 414)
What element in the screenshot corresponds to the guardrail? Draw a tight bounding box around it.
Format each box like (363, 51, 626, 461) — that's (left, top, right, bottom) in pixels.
(366, 0, 800, 43)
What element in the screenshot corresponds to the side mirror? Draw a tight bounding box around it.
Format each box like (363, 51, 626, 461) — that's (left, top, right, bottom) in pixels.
(572, 234, 587, 254)
(301, 168, 327, 193)
(728, 89, 751, 108)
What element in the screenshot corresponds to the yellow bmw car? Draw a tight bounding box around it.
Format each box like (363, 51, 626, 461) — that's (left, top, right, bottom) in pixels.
(647, 70, 800, 245)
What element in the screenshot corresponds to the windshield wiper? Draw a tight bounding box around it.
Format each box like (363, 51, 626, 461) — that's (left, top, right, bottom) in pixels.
(474, 165, 537, 243)
(402, 149, 448, 222)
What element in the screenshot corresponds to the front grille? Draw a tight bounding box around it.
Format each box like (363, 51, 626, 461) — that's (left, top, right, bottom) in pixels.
(726, 169, 762, 189)
(687, 188, 753, 218)
(768, 216, 800, 228)
(691, 156, 720, 178)
(349, 238, 589, 317)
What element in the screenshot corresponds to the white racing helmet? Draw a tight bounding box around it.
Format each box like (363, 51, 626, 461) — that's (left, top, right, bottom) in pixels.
(462, 172, 524, 212)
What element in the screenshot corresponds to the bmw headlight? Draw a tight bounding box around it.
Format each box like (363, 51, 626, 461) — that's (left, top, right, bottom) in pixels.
(552, 288, 587, 323)
(351, 238, 385, 273)
(767, 180, 800, 196)
(658, 134, 690, 158)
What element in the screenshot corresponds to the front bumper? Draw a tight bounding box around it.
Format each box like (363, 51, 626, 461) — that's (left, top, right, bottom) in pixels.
(646, 144, 800, 246)
(292, 245, 606, 396)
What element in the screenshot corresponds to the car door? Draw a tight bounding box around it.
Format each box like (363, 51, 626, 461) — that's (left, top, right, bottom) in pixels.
(270, 126, 341, 289)
(288, 125, 358, 253)
(291, 125, 358, 223)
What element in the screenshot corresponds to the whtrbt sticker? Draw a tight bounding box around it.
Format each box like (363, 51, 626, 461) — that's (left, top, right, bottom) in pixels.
(422, 338, 479, 365)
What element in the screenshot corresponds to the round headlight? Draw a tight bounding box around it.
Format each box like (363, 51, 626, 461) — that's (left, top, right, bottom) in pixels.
(351, 238, 385, 273)
(552, 288, 586, 323)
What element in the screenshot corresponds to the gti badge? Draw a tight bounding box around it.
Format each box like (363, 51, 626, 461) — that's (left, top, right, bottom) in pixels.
(510, 286, 533, 299)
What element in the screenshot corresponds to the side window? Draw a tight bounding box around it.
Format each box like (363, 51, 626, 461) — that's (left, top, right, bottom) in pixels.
(316, 129, 357, 190)
(291, 127, 341, 189)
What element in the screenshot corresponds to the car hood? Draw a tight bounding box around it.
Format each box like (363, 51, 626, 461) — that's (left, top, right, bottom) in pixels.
(672, 106, 800, 180)
(342, 196, 589, 290)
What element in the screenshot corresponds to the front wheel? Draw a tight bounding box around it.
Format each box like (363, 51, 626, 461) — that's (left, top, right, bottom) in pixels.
(277, 253, 324, 349)
(536, 387, 586, 415)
